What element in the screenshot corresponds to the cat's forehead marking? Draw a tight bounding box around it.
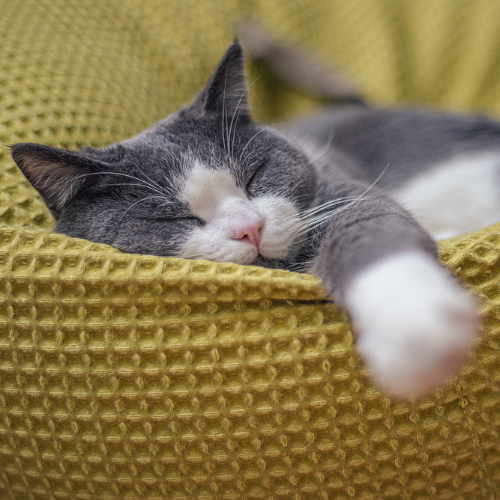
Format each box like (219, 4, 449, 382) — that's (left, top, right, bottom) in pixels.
(182, 160, 246, 220)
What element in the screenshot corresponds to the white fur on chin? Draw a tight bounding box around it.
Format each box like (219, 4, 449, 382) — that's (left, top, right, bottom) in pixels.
(345, 251, 478, 398)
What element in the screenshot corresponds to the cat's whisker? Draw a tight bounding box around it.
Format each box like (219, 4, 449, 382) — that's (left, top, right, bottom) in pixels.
(117, 172, 172, 197)
(291, 164, 390, 235)
(240, 123, 285, 163)
(305, 128, 336, 166)
(294, 194, 381, 235)
(297, 191, 383, 230)
(299, 163, 391, 225)
(228, 77, 260, 158)
(118, 195, 173, 221)
(224, 79, 228, 153)
(70, 171, 171, 198)
(94, 183, 174, 205)
(287, 258, 315, 273)
(97, 183, 162, 190)
(291, 195, 367, 221)
(284, 196, 373, 233)
(224, 90, 241, 157)
(221, 74, 239, 157)
(298, 195, 377, 221)
(228, 91, 245, 158)
(131, 163, 174, 197)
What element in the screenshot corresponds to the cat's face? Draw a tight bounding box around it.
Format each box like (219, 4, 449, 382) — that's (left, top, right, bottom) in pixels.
(11, 42, 316, 265)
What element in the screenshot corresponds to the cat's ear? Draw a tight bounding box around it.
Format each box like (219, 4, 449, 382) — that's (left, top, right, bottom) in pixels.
(191, 40, 250, 121)
(11, 143, 103, 217)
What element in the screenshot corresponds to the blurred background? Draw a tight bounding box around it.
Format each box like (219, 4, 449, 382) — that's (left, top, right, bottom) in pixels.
(1, 0, 500, 227)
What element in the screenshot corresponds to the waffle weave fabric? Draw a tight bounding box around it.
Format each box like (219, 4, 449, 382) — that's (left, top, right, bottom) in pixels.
(0, 1, 500, 499)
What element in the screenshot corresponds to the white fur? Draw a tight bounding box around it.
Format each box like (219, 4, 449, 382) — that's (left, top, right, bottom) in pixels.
(179, 161, 300, 262)
(252, 195, 301, 258)
(393, 153, 500, 239)
(182, 161, 246, 220)
(345, 252, 478, 398)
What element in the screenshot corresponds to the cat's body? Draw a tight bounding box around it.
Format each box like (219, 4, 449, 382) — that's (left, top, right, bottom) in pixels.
(11, 42, 487, 397)
(287, 106, 500, 239)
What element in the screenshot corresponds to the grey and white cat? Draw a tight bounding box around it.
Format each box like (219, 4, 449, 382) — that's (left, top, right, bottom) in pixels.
(13, 41, 496, 398)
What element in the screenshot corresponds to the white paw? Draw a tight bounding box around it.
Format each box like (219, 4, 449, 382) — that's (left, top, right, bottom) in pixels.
(345, 252, 479, 398)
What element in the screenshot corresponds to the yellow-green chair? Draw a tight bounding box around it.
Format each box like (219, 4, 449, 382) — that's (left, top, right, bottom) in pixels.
(1, 1, 499, 498)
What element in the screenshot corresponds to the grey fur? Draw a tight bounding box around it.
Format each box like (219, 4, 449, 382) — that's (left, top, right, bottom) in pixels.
(286, 106, 500, 188)
(10, 41, 500, 306)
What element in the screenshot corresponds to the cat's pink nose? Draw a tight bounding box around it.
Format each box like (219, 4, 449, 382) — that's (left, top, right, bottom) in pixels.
(232, 219, 264, 247)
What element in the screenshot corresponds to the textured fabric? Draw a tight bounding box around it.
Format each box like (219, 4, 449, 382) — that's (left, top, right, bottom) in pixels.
(1, 1, 500, 499)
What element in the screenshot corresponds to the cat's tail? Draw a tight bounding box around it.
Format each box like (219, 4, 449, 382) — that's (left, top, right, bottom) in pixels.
(236, 20, 366, 106)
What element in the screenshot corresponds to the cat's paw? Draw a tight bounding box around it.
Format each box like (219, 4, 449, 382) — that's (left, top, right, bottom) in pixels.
(345, 251, 479, 398)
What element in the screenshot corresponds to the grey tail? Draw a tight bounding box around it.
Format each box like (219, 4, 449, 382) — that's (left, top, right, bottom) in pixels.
(236, 20, 366, 106)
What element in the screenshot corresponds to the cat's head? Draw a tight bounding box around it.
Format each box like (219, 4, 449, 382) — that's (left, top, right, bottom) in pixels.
(11, 42, 316, 265)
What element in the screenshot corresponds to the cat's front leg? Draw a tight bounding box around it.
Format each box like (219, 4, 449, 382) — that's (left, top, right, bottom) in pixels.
(344, 251, 477, 397)
(310, 199, 478, 398)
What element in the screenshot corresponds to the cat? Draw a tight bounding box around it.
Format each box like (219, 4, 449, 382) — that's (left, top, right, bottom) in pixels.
(12, 40, 492, 398)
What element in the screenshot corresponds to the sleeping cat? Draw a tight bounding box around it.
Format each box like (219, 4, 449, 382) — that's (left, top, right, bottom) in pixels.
(12, 41, 492, 398)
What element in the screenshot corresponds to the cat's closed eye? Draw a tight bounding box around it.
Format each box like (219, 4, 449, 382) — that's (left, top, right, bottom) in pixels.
(136, 213, 204, 226)
(246, 160, 268, 189)
(166, 216, 204, 225)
